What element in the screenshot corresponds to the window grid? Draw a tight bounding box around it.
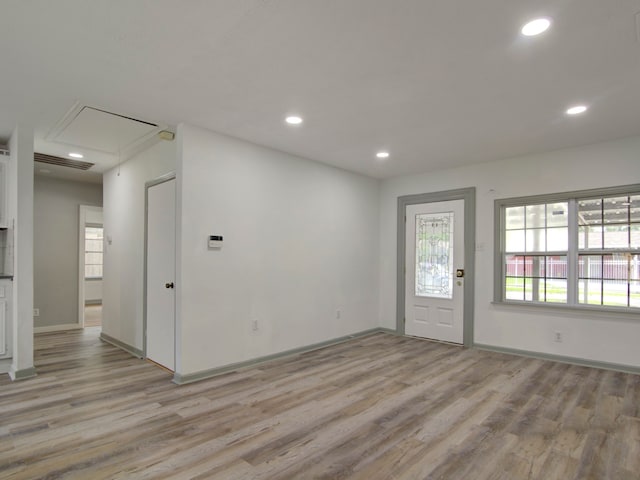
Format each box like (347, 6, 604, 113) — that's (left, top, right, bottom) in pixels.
(577, 194, 639, 308)
(505, 255, 568, 303)
(498, 188, 639, 310)
(503, 201, 569, 304)
(85, 226, 104, 280)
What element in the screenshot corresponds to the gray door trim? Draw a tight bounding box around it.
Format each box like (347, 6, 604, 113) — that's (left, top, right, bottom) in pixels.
(143, 172, 176, 359)
(397, 187, 476, 347)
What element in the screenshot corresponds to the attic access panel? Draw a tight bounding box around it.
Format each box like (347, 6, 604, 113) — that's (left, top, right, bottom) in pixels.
(52, 106, 160, 154)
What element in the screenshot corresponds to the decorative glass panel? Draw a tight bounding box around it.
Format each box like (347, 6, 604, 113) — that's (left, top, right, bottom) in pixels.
(415, 212, 454, 298)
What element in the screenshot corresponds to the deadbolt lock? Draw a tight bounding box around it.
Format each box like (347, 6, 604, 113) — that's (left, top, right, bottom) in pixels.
(456, 269, 464, 278)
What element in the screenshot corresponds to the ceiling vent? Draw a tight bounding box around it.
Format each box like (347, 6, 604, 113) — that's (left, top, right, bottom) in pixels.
(34, 152, 95, 170)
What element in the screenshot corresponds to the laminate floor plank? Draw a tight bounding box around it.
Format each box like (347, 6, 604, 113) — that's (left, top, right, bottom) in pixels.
(0, 328, 638, 479)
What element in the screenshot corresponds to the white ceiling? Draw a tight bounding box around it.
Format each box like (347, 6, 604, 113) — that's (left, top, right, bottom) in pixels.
(1, 0, 640, 181)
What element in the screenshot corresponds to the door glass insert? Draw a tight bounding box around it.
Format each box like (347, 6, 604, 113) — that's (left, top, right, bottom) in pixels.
(415, 212, 454, 298)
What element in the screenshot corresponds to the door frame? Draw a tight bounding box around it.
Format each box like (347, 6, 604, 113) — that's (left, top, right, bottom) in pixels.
(397, 187, 476, 346)
(143, 172, 176, 360)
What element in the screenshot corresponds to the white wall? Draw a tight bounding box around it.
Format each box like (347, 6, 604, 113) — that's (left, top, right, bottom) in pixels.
(379, 135, 640, 368)
(8, 125, 34, 379)
(177, 124, 380, 376)
(33, 176, 102, 328)
(102, 140, 176, 350)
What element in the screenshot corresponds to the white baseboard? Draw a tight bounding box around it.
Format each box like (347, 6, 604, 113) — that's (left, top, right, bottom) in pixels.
(34, 323, 83, 333)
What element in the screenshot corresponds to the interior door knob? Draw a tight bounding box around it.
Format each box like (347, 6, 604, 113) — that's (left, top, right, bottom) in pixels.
(165, 282, 174, 289)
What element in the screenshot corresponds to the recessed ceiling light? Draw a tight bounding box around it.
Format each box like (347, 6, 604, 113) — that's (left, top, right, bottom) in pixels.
(521, 18, 551, 36)
(566, 105, 588, 115)
(376, 151, 390, 159)
(69, 152, 84, 159)
(285, 116, 303, 125)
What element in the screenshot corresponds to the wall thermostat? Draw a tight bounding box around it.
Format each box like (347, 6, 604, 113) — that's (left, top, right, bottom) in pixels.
(208, 235, 223, 249)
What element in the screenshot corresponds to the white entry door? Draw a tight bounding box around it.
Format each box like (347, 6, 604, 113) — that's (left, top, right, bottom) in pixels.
(146, 178, 176, 371)
(405, 200, 464, 344)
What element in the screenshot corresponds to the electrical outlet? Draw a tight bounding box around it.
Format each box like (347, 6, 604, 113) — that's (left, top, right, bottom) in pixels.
(33, 308, 40, 317)
(252, 319, 258, 331)
(554, 331, 563, 343)
(336, 309, 341, 320)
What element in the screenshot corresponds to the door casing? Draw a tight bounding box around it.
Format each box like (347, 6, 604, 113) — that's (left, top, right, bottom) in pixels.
(397, 187, 476, 346)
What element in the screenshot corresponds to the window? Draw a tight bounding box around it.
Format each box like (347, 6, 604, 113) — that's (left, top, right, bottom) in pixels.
(496, 186, 640, 310)
(85, 225, 103, 280)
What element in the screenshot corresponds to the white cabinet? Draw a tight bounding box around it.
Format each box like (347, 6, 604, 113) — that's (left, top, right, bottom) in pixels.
(0, 281, 11, 359)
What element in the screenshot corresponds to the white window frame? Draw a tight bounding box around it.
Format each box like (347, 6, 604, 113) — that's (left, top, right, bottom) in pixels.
(494, 184, 640, 312)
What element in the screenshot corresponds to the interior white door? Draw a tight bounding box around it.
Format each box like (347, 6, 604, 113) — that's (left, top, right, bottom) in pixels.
(146, 178, 176, 371)
(405, 200, 464, 344)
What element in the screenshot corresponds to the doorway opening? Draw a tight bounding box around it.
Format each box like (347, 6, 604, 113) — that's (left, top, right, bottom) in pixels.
(78, 205, 103, 328)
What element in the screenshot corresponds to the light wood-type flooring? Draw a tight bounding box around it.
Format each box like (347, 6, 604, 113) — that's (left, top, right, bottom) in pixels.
(0, 328, 639, 479)
(83, 305, 102, 328)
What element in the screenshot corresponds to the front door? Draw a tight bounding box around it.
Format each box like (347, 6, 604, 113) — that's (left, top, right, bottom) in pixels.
(405, 200, 464, 344)
(146, 178, 176, 371)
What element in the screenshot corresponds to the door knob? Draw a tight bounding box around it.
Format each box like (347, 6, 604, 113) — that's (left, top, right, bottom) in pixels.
(165, 282, 174, 289)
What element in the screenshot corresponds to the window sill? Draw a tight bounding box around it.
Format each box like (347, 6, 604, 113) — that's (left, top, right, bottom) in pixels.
(85, 277, 103, 281)
(491, 300, 640, 319)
